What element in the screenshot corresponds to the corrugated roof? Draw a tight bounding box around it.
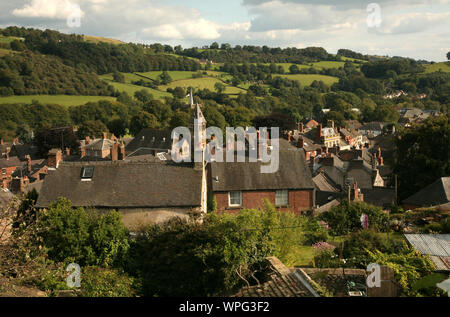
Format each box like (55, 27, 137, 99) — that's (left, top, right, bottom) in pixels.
(404, 234, 450, 257)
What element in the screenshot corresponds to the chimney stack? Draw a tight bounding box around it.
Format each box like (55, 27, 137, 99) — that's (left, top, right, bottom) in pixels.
(317, 124, 323, 142)
(297, 137, 304, 148)
(85, 136, 91, 145)
(111, 141, 119, 161)
(13, 138, 18, 145)
(26, 154, 31, 174)
(5, 147, 10, 160)
(0, 138, 3, 145)
(48, 149, 62, 168)
(118, 142, 125, 160)
(298, 122, 304, 133)
(102, 132, 107, 140)
(65, 147, 70, 156)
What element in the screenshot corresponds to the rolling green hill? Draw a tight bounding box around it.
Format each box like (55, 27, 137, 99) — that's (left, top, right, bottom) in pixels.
(424, 62, 450, 73)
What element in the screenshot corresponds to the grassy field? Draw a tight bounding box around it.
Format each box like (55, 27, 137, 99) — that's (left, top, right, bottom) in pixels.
(82, 35, 124, 45)
(159, 77, 246, 94)
(0, 95, 116, 106)
(136, 71, 199, 81)
(0, 48, 13, 57)
(105, 81, 172, 99)
(276, 74, 339, 86)
(99, 72, 152, 83)
(424, 62, 450, 73)
(0, 35, 23, 44)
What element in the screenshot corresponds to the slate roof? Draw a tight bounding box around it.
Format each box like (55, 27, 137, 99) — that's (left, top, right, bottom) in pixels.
(0, 157, 23, 168)
(345, 120, 362, 130)
(361, 188, 395, 207)
(83, 138, 115, 151)
(36, 161, 203, 208)
(125, 129, 173, 154)
(313, 172, 340, 192)
(360, 122, 385, 131)
(402, 177, 450, 207)
(10, 144, 40, 160)
(210, 146, 314, 192)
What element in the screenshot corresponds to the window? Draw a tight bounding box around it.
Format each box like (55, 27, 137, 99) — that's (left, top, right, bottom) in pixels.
(81, 166, 94, 179)
(275, 190, 289, 206)
(229, 191, 242, 207)
(1, 168, 6, 175)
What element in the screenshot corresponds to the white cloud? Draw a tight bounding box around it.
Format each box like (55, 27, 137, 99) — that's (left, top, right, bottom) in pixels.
(3, 0, 450, 61)
(13, 0, 84, 19)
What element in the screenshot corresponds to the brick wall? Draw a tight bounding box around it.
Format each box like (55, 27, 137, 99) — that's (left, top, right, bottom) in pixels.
(215, 189, 314, 214)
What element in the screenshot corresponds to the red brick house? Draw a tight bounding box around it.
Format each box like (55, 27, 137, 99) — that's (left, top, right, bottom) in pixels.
(209, 143, 315, 214)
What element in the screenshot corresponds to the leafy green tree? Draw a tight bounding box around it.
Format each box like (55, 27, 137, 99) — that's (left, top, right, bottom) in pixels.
(210, 42, 219, 49)
(169, 110, 190, 129)
(113, 72, 125, 83)
(214, 82, 226, 94)
(143, 100, 173, 126)
(171, 87, 186, 99)
(319, 201, 389, 235)
(38, 198, 129, 267)
(129, 111, 159, 135)
(158, 71, 173, 85)
(10, 39, 27, 51)
(134, 89, 153, 103)
(77, 120, 109, 139)
(107, 118, 128, 137)
(447, 52, 450, 60)
(394, 116, 450, 200)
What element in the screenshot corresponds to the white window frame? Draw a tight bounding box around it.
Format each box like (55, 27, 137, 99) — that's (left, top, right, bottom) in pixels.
(229, 191, 242, 207)
(275, 190, 289, 207)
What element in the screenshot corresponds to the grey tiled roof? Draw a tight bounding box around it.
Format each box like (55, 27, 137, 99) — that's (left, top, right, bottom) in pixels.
(210, 146, 314, 192)
(125, 129, 173, 153)
(36, 161, 203, 208)
(402, 177, 450, 207)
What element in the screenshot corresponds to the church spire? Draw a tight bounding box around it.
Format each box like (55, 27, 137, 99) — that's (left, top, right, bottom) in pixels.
(189, 87, 194, 108)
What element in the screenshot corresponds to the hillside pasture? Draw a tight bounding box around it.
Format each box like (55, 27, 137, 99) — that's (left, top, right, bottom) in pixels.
(159, 77, 246, 94)
(424, 62, 450, 73)
(276, 74, 339, 86)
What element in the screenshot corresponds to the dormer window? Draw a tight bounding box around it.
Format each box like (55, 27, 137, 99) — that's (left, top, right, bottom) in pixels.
(81, 166, 94, 180)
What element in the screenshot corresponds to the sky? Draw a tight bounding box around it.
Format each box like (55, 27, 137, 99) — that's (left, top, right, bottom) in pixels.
(1, 0, 449, 61)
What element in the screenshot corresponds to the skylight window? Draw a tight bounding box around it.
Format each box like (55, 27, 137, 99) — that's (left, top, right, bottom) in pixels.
(81, 166, 94, 179)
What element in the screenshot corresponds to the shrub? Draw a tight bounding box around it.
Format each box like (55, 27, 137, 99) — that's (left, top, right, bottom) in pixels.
(79, 267, 136, 297)
(366, 249, 444, 297)
(125, 201, 304, 296)
(302, 217, 329, 244)
(342, 230, 406, 268)
(320, 201, 389, 235)
(38, 198, 129, 267)
(312, 242, 339, 268)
